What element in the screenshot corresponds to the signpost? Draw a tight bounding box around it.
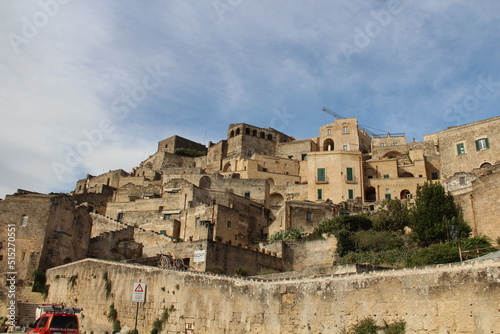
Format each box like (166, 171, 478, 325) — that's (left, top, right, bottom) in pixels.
(132, 282, 147, 332)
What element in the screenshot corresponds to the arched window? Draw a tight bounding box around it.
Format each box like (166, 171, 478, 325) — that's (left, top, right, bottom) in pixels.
(252, 130, 257, 136)
(267, 134, 273, 141)
(323, 139, 334, 151)
(245, 128, 250, 135)
(230, 130, 235, 138)
(235, 128, 241, 135)
(260, 132, 265, 139)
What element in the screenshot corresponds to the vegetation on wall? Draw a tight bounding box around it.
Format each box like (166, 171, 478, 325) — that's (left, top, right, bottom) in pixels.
(107, 303, 121, 334)
(150, 305, 175, 334)
(305, 182, 495, 267)
(103, 272, 112, 299)
(268, 227, 305, 243)
(343, 317, 406, 334)
(32, 270, 50, 299)
(173, 148, 207, 157)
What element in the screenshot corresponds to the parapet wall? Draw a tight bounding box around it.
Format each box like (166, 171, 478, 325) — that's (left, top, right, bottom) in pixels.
(45, 258, 500, 333)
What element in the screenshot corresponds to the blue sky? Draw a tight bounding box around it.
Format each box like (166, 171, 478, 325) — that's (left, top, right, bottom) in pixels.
(1, 0, 499, 198)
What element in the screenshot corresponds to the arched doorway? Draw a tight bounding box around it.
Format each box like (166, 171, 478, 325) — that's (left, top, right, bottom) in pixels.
(480, 162, 492, 168)
(199, 176, 212, 189)
(400, 189, 411, 199)
(223, 162, 231, 172)
(323, 138, 334, 151)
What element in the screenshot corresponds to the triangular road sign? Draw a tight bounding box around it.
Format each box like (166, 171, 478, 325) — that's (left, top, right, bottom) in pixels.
(134, 284, 144, 292)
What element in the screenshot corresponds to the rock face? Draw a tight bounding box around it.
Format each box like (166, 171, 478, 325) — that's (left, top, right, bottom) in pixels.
(45, 258, 500, 333)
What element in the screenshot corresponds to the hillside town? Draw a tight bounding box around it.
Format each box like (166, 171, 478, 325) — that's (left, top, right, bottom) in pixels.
(1, 114, 499, 333)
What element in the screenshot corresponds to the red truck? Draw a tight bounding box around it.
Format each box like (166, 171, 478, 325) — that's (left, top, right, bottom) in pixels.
(27, 305, 82, 334)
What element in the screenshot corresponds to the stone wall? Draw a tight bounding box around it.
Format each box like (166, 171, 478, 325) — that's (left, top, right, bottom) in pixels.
(44, 258, 500, 333)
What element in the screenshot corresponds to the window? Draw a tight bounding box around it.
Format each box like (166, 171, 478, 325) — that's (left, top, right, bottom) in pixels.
(348, 189, 354, 200)
(262, 168, 268, 172)
(380, 143, 386, 147)
(385, 194, 392, 199)
(346, 168, 353, 181)
(457, 143, 466, 155)
(317, 189, 323, 200)
(247, 150, 252, 156)
(163, 214, 171, 220)
(475, 138, 490, 151)
(244, 192, 250, 199)
(20, 214, 28, 226)
(459, 177, 466, 186)
(343, 126, 349, 134)
(227, 221, 232, 228)
(343, 145, 348, 151)
(117, 213, 123, 222)
(306, 212, 313, 222)
(431, 172, 439, 180)
(301, 154, 307, 161)
(195, 217, 200, 227)
(383, 174, 389, 179)
(327, 129, 332, 135)
(317, 168, 326, 182)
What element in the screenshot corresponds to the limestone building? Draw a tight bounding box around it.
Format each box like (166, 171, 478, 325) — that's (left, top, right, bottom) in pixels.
(0, 190, 92, 298)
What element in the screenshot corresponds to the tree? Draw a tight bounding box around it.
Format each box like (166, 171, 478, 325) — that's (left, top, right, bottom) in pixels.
(372, 198, 410, 232)
(409, 181, 470, 244)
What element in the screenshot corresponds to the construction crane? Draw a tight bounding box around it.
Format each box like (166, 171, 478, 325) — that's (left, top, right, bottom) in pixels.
(322, 106, 379, 137)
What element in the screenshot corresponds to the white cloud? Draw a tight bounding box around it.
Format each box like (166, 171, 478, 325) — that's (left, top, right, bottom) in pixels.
(1, 0, 499, 198)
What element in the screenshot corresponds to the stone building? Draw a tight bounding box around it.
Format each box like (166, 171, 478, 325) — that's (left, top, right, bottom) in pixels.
(0, 190, 92, 298)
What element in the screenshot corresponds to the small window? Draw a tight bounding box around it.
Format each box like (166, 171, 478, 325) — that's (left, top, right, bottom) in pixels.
(393, 142, 399, 146)
(227, 221, 232, 228)
(163, 214, 171, 220)
(431, 172, 439, 180)
(380, 143, 386, 147)
(383, 174, 389, 179)
(20, 214, 28, 226)
(348, 189, 354, 200)
(343, 145, 348, 151)
(317, 168, 326, 182)
(244, 192, 250, 199)
(343, 126, 348, 134)
(247, 150, 252, 157)
(459, 177, 466, 186)
(301, 154, 307, 161)
(262, 167, 268, 172)
(385, 194, 392, 199)
(117, 213, 123, 222)
(327, 129, 332, 135)
(456, 143, 466, 155)
(306, 212, 313, 222)
(288, 155, 293, 159)
(195, 217, 200, 227)
(317, 189, 323, 200)
(475, 138, 489, 151)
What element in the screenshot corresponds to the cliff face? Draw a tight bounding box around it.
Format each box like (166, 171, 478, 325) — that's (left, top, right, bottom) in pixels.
(44, 258, 500, 333)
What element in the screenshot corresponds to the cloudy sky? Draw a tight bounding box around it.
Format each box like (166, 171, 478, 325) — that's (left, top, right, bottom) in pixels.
(1, 0, 499, 198)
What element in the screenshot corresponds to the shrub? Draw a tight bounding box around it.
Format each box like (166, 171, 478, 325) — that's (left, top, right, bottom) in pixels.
(349, 317, 378, 334)
(268, 227, 305, 243)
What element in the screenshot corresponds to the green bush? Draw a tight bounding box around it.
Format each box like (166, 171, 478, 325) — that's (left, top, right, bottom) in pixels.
(407, 242, 459, 266)
(385, 320, 406, 334)
(349, 317, 378, 334)
(268, 227, 305, 243)
(352, 230, 404, 252)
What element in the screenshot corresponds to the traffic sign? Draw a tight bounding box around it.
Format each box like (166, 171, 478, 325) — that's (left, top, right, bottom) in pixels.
(132, 282, 147, 302)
